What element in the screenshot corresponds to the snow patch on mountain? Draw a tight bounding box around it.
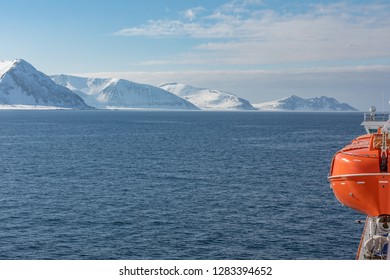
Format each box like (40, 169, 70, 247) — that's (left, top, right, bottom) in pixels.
(0, 59, 92, 109)
(158, 82, 256, 110)
(51, 75, 199, 110)
(253, 95, 358, 111)
(0, 104, 73, 110)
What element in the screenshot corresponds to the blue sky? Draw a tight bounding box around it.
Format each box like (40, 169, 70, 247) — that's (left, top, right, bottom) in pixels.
(1, 0, 390, 110)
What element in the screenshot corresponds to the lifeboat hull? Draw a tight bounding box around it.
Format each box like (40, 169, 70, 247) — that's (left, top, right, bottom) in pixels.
(329, 174, 390, 216)
(329, 133, 390, 216)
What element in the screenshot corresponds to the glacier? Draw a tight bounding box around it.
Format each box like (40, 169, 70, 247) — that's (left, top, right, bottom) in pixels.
(0, 59, 92, 110)
(51, 75, 199, 110)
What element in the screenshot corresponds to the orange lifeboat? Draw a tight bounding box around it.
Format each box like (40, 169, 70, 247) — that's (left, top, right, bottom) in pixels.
(329, 130, 390, 216)
(330, 107, 390, 259)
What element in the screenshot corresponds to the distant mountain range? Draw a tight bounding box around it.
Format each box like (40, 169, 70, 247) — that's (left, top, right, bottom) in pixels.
(51, 75, 199, 110)
(253, 95, 358, 111)
(159, 82, 256, 110)
(0, 59, 359, 111)
(0, 59, 91, 109)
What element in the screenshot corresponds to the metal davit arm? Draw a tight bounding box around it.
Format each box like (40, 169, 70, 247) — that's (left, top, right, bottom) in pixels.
(379, 121, 390, 172)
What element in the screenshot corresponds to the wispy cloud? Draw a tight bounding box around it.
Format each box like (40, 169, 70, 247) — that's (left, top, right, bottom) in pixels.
(114, 1, 390, 68)
(183, 7, 204, 21)
(115, 20, 202, 37)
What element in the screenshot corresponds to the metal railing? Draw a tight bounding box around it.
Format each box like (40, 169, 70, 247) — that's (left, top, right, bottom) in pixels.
(363, 113, 390, 122)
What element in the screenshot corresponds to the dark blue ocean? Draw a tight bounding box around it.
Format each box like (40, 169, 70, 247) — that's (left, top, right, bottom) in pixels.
(0, 110, 366, 259)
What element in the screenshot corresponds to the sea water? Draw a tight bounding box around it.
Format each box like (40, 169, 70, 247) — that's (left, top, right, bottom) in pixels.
(0, 110, 366, 259)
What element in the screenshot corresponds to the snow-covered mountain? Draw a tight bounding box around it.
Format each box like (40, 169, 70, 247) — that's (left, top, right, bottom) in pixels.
(51, 75, 199, 110)
(0, 59, 92, 109)
(158, 82, 256, 110)
(253, 95, 358, 111)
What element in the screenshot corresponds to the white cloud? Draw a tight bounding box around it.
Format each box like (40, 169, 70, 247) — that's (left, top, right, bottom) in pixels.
(183, 7, 204, 21)
(184, 9, 196, 21)
(114, 1, 390, 67)
(114, 19, 237, 38)
(114, 20, 198, 37)
(218, 0, 264, 15)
